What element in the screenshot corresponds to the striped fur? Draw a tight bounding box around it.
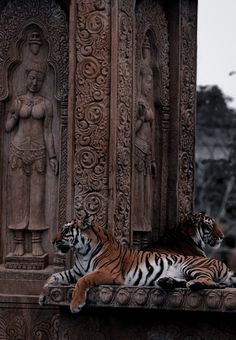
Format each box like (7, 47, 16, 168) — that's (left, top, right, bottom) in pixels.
(144, 212, 224, 256)
(39, 214, 235, 313)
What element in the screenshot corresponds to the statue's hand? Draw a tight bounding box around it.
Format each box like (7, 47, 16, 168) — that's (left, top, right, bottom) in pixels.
(49, 157, 58, 175)
(5, 112, 19, 132)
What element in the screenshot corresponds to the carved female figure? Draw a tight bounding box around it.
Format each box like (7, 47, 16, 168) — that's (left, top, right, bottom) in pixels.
(5, 62, 58, 256)
(133, 34, 157, 238)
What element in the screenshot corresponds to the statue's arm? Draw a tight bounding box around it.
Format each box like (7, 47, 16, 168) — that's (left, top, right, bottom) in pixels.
(135, 101, 146, 133)
(44, 100, 58, 175)
(5, 99, 20, 132)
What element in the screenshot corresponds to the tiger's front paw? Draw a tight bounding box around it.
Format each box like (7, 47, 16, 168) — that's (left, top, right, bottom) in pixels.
(70, 300, 85, 314)
(69, 288, 88, 313)
(158, 277, 176, 290)
(158, 277, 187, 290)
(187, 280, 205, 291)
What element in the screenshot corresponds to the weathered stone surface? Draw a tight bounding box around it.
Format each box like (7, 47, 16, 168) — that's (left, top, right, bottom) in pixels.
(45, 285, 236, 313)
(0, 0, 69, 269)
(1, 293, 236, 340)
(0, 0, 220, 339)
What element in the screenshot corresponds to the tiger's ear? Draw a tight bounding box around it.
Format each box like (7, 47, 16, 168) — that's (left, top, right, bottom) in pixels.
(82, 214, 94, 229)
(185, 213, 195, 226)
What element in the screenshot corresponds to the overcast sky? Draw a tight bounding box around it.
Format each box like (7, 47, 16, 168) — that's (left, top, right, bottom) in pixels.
(197, 0, 236, 108)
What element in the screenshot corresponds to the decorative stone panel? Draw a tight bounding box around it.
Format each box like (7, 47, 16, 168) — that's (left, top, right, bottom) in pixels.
(0, 0, 68, 269)
(45, 285, 236, 313)
(178, 0, 197, 221)
(74, 0, 111, 228)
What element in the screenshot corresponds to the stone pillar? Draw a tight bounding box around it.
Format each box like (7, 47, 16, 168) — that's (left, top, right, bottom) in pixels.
(69, 0, 197, 249)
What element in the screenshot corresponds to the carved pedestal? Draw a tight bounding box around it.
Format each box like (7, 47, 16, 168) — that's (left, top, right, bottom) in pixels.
(0, 264, 54, 295)
(5, 253, 48, 270)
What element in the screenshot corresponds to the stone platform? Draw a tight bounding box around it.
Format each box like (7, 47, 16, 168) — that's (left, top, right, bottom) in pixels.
(1, 287, 236, 339)
(45, 284, 236, 313)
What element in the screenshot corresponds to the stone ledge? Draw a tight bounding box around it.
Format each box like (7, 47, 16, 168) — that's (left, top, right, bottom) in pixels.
(0, 265, 54, 295)
(5, 253, 49, 270)
(45, 285, 236, 312)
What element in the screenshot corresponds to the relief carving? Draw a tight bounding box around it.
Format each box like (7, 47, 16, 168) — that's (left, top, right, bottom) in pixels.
(74, 0, 111, 226)
(178, 0, 197, 221)
(133, 0, 169, 247)
(45, 284, 236, 314)
(114, 1, 133, 244)
(114, 0, 170, 246)
(0, 0, 68, 102)
(133, 33, 158, 237)
(0, 0, 68, 270)
(0, 311, 61, 340)
(5, 60, 58, 257)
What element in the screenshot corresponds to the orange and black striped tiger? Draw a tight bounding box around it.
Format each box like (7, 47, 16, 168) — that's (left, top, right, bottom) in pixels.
(39, 213, 235, 313)
(144, 212, 224, 256)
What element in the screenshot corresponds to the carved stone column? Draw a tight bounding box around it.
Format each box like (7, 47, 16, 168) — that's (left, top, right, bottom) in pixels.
(73, 0, 111, 229)
(166, 0, 197, 229)
(177, 0, 197, 220)
(71, 0, 197, 249)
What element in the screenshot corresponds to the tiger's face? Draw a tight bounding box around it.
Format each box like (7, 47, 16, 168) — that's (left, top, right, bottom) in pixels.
(53, 215, 94, 255)
(191, 212, 224, 249)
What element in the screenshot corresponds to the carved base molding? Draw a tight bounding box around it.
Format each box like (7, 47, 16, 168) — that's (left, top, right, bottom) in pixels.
(1, 294, 236, 340)
(45, 285, 236, 313)
(0, 264, 53, 295)
(5, 253, 48, 270)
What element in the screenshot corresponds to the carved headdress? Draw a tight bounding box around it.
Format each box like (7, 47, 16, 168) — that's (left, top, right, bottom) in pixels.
(24, 61, 47, 76)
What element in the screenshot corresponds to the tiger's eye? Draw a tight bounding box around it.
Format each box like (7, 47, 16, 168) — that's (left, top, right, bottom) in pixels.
(204, 223, 212, 230)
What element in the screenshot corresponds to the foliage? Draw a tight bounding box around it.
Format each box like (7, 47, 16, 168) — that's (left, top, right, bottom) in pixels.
(195, 85, 236, 269)
(197, 85, 236, 128)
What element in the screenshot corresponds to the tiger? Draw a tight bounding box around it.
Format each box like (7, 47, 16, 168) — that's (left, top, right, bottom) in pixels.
(143, 212, 224, 256)
(39, 213, 235, 314)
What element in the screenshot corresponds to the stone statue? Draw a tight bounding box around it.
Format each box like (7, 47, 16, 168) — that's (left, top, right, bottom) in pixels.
(5, 61, 58, 257)
(133, 34, 157, 238)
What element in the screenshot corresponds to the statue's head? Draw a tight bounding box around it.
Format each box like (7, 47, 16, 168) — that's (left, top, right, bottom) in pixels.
(142, 34, 151, 60)
(25, 62, 47, 93)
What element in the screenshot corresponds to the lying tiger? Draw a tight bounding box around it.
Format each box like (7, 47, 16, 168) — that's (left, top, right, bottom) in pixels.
(39, 213, 235, 313)
(144, 211, 224, 256)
